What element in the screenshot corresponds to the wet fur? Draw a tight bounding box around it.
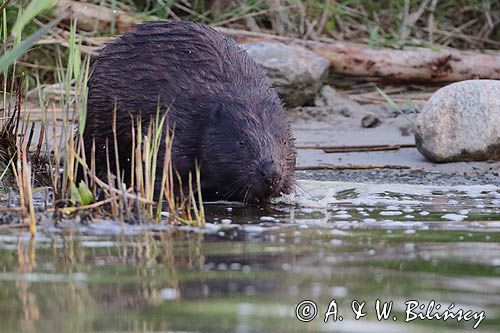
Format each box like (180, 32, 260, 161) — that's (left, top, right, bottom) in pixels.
(83, 21, 296, 203)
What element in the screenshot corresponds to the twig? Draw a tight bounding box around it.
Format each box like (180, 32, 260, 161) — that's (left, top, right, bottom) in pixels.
(48, 195, 120, 213)
(296, 144, 416, 152)
(400, 0, 411, 40)
(316, 0, 332, 36)
(36, 37, 99, 56)
(401, 0, 431, 41)
(0, 207, 23, 212)
(0, 223, 27, 229)
(0, 0, 13, 13)
(32, 122, 45, 164)
(423, 27, 500, 47)
(324, 144, 415, 153)
(428, 0, 438, 44)
(173, 2, 209, 22)
(296, 165, 413, 171)
(440, 19, 480, 46)
(90, 172, 155, 205)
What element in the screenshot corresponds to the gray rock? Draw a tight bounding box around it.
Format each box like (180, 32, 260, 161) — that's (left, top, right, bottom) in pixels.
(243, 42, 329, 107)
(340, 107, 352, 118)
(399, 125, 413, 137)
(415, 80, 500, 162)
(362, 113, 381, 128)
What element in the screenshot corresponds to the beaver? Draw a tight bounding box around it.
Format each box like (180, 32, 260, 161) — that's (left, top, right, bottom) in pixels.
(83, 21, 296, 203)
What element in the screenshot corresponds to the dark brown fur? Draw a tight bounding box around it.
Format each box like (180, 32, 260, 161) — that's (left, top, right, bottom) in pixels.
(83, 21, 296, 203)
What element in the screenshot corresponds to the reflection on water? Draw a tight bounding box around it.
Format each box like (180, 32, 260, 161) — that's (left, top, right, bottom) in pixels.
(0, 180, 499, 332)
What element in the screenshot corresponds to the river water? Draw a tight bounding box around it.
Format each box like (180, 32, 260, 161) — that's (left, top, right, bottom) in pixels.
(0, 180, 499, 332)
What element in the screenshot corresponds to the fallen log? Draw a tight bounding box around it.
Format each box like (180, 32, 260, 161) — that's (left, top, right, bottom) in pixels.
(219, 27, 500, 82)
(52, 0, 500, 82)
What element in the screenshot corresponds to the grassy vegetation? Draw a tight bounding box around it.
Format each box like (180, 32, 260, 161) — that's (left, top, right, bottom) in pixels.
(86, 0, 500, 48)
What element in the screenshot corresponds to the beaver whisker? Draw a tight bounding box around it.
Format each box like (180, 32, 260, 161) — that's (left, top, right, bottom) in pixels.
(224, 176, 248, 200)
(224, 184, 243, 201)
(243, 185, 254, 204)
(237, 183, 251, 202)
(225, 174, 248, 190)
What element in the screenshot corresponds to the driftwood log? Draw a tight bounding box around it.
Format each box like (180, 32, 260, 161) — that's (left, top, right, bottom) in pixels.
(52, 0, 500, 83)
(55, 0, 139, 34)
(219, 28, 500, 82)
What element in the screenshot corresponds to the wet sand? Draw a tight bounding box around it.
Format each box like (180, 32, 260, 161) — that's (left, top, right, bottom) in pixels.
(292, 108, 499, 185)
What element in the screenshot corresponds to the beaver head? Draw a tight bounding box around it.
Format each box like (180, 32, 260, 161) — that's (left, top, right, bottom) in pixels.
(198, 94, 295, 203)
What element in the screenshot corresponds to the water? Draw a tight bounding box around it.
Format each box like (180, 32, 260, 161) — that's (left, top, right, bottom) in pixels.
(0, 180, 499, 333)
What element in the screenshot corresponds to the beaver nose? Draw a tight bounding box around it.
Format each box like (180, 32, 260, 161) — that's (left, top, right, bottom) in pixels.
(259, 159, 280, 186)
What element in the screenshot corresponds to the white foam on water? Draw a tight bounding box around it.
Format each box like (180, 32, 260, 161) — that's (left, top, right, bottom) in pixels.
(278, 180, 500, 209)
(442, 214, 467, 222)
(380, 211, 403, 216)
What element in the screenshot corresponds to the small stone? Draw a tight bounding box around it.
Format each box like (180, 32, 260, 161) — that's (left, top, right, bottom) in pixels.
(388, 110, 400, 118)
(401, 105, 420, 114)
(361, 113, 381, 128)
(399, 126, 413, 137)
(340, 107, 352, 117)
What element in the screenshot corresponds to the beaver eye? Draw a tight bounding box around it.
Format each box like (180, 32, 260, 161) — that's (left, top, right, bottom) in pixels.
(238, 140, 245, 147)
